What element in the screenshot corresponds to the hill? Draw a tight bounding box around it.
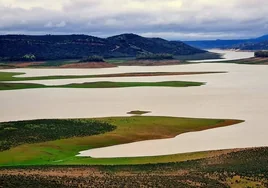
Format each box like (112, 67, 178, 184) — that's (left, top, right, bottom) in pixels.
(0, 34, 205, 61)
(107, 34, 204, 56)
(184, 34, 268, 50)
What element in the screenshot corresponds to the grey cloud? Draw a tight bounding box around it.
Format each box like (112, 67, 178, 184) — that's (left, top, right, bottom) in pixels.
(0, 0, 267, 40)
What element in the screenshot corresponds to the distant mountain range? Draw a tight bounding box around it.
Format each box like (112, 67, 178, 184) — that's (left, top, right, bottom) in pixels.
(0, 33, 205, 61)
(184, 35, 268, 50)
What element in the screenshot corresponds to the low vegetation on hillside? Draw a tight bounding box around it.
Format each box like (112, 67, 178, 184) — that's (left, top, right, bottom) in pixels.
(239, 41, 268, 51)
(1, 147, 267, 187)
(79, 55, 104, 62)
(136, 53, 174, 60)
(0, 119, 116, 151)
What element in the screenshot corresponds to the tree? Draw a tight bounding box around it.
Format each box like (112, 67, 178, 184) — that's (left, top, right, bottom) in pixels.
(79, 55, 104, 62)
(254, 51, 268, 58)
(22, 54, 36, 61)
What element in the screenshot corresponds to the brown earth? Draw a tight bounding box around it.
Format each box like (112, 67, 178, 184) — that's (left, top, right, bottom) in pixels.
(11, 62, 45, 68)
(0, 62, 45, 69)
(120, 59, 182, 66)
(0, 65, 16, 69)
(59, 62, 117, 68)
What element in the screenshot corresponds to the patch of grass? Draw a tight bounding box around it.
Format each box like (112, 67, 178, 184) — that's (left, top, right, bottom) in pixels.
(105, 57, 135, 64)
(0, 72, 24, 81)
(127, 110, 151, 115)
(62, 81, 204, 89)
(0, 82, 45, 90)
(0, 116, 243, 166)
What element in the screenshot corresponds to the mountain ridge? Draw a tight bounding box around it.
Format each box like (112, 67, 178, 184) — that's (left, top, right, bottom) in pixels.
(183, 34, 268, 50)
(0, 33, 205, 61)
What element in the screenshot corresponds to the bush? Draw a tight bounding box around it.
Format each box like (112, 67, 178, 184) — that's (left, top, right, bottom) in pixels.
(0, 119, 116, 151)
(79, 55, 104, 62)
(254, 51, 268, 57)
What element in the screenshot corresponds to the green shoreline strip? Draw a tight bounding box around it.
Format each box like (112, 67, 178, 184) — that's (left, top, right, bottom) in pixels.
(0, 81, 204, 91)
(0, 71, 225, 82)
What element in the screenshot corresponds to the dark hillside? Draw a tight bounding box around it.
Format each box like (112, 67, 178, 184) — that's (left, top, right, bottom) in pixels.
(238, 41, 268, 50)
(108, 33, 205, 56)
(0, 34, 205, 61)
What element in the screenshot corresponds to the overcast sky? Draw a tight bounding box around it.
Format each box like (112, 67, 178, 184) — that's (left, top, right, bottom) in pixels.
(0, 0, 267, 40)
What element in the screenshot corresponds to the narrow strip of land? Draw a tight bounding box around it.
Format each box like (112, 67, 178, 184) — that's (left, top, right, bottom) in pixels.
(0, 81, 204, 90)
(0, 71, 226, 82)
(217, 57, 268, 65)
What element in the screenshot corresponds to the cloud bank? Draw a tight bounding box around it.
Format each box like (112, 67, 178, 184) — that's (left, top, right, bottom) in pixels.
(0, 0, 267, 40)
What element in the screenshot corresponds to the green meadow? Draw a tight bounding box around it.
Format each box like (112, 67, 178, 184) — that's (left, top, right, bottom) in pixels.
(0, 116, 243, 166)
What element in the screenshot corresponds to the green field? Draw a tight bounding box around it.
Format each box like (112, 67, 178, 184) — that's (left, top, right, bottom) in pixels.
(0, 116, 243, 166)
(1, 147, 266, 188)
(0, 71, 228, 90)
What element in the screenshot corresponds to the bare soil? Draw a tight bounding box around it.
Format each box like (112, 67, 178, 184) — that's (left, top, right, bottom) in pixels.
(120, 59, 182, 66)
(59, 62, 117, 68)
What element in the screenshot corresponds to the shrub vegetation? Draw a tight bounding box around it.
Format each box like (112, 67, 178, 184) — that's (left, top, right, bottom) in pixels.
(136, 53, 174, 60)
(79, 55, 104, 62)
(255, 51, 268, 57)
(0, 119, 116, 151)
(0, 147, 267, 187)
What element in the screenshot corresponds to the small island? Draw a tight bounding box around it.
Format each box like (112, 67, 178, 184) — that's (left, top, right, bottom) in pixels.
(127, 110, 151, 115)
